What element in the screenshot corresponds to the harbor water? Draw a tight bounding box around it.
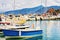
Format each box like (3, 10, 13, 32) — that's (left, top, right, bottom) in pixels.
(0, 20, 60, 40)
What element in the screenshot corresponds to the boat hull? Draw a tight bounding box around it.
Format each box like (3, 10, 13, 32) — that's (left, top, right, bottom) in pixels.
(2, 29, 42, 37)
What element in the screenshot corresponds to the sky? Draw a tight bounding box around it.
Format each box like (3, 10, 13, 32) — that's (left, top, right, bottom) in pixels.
(0, 0, 60, 12)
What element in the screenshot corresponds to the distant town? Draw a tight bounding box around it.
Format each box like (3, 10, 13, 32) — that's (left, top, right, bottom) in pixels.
(0, 8, 60, 22)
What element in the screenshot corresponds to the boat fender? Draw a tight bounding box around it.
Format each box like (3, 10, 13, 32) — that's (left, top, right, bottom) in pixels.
(32, 24, 34, 28)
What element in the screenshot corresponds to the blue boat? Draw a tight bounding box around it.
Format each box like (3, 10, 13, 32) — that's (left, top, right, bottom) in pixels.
(1, 24, 42, 37)
(2, 29, 42, 37)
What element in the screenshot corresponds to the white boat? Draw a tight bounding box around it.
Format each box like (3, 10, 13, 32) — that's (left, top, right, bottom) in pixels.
(40, 16, 56, 20)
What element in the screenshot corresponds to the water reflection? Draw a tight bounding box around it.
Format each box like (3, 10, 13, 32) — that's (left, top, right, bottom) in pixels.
(0, 20, 60, 40)
(46, 21, 60, 40)
(41, 20, 60, 40)
(27, 20, 60, 40)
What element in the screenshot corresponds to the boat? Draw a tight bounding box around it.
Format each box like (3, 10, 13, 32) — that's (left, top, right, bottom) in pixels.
(0, 22, 10, 25)
(0, 22, 10, 33)
(2, 25, 42, 37)
(2, 29, 42, 37)
(40, 16, 57, 20)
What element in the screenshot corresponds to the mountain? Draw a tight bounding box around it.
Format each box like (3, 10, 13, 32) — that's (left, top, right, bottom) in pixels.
(4, 5, 43, 15)
(4, 5, 60, 15)
(35, 6, 60, 14)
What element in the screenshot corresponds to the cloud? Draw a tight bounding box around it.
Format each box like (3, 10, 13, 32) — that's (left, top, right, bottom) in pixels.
(0, 0, 14, 12)
(0, 0, 60, 12)
(14, 0, 42, 9)
(46, 0, 60, 7)
(0, 0, 42, 11)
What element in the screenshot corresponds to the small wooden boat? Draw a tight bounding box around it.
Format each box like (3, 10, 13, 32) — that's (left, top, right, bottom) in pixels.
(2, 25, 42, 37)
(2, 29, 42, 37)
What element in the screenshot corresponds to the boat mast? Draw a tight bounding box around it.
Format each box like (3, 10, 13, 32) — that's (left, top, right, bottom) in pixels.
(43, 0, 47, 40)
(45, 0, 47, 40)
(41, 0, 42, 14)
(2, 0, 5, 14)
(14, 0, 15, 10)
(45, 0, 47, 13)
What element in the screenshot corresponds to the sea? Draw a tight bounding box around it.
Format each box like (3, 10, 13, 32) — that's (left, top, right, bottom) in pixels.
(0, 20, 60, 40)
